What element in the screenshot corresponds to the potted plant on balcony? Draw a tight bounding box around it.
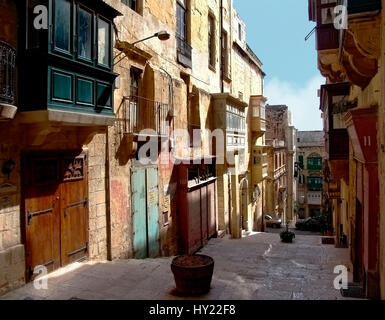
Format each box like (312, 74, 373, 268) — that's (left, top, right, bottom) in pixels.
(280, 223, 296, 243)
(171, 254, 214, 296)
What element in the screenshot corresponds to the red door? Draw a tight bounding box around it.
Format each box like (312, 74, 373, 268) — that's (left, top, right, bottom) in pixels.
(24, 152, 88, 280)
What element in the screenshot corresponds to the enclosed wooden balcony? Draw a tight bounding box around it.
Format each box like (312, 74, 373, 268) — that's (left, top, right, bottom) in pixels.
(250, 95, 266, 137)
(17, 0, 121, 126)
(320, 82, 352, 161)
(326, 130, 349, 160)
(252, 148, 268, 183)
(315, 25, 339, 51)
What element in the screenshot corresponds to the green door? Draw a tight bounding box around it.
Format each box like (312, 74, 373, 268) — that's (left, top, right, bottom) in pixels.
(132, 167, 159, 259)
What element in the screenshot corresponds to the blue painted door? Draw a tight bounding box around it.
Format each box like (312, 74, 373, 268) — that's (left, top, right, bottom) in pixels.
(132, 167, 159, 259)
(132, 168, 147, 259)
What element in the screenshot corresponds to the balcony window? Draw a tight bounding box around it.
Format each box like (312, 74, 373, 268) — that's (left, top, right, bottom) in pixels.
(307, 157, 323, 171)
(176, 0, 192, 68)
(97, 18, 111, 67)
(78, 7, 92, 61)
(308, 177, 323, 191)
(221, 30, 229, 77)
(208, 14, 215, 69)
(54, 0, 72, 53)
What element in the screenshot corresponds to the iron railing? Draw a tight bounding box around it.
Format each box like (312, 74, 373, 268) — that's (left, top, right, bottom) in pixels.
(0, 41, 16, 104)
(122, 95, 169, 137)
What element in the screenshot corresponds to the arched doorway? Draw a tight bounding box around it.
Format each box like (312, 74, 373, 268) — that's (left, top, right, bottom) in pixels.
(240, 177, 249, 231)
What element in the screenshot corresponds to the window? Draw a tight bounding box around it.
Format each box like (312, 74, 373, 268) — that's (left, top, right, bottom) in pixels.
(78, 7, 92, 60)
(54, 0, 71, 53)
(208, 14, 215, 69)
(308, 177, 323, 191)
(307, 157, 323, 171)
(130, 68, 142, 98)
(121, 0, 137, 12)
(238, 23, 242, 41)
(221, 30, 229, 77)
(97, 18, 110, 67)
(177, 0, 187, 41)
(298, 155, 304, 169)
(176, 0, 192, 67)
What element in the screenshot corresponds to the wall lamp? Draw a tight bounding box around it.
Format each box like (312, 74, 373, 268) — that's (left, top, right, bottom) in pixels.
(131, 31, 171, 45)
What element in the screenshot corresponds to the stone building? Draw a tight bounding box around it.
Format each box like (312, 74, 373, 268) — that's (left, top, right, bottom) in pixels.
(295, 131, 325, 219)
(308, 0, 384, 299)
(265, 105, 296, 224)
(0, 0, 267, 295)
(0, 0, 120, 294)
(212, 6, 267, 238)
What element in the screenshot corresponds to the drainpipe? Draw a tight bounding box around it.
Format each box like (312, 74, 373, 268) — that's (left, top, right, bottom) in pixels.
(220, 0, 224, 93)
(105, 127, 112, 261)
(160, 67, 175, 145)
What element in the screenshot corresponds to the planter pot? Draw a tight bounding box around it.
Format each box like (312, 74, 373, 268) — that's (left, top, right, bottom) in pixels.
(280, 232, 295, 243)
(281, 237, 294, 243)
(171, 254, 214, 295)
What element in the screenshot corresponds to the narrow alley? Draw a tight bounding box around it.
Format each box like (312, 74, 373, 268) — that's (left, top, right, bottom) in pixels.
(1, 232, 355, 300)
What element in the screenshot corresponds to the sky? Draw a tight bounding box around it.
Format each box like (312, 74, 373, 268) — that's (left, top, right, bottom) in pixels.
(233, 0, 325, 131)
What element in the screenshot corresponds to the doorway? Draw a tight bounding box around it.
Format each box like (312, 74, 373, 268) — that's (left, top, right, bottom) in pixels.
(131, 166, 160, 259)
(24, 151, 89, 280)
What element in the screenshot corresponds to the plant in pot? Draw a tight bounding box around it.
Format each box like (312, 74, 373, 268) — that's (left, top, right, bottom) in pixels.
(171, 254, 214, 296)
(280, 223, 295, 243)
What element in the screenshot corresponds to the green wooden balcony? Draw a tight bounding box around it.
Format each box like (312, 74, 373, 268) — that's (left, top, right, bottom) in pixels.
(308, 177, 323, 191)
(18, 0, 121, 126)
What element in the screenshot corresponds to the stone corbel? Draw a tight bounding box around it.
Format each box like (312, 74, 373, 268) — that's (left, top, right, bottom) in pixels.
(317, 50, 346, 83)
(341, 16, 381, 89)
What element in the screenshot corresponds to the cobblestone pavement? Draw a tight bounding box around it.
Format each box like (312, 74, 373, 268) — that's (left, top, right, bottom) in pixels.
(0, 232, 358, 300)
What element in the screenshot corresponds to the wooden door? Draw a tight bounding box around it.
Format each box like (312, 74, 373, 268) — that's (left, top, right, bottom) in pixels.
(25, 157, 61, 278)
(354, 199, 364, 283)
(60, 155, 89, 266)
(132, 168, 148, 259)
(24, 152, 88, 279)
(132, 166, 160, 259)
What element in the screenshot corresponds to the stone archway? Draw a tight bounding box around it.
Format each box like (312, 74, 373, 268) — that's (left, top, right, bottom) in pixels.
(240, 177, 249, 231)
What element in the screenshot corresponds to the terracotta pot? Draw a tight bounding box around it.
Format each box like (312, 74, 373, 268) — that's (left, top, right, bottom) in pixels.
(171, 254, 214, 295)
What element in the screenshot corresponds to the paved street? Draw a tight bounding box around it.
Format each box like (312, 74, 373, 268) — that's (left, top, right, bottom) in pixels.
(0, 232, 357, 300)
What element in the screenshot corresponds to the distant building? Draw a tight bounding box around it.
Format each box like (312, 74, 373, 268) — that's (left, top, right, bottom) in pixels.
(265, 105, 296, 224)
(295, 131, 325, 219)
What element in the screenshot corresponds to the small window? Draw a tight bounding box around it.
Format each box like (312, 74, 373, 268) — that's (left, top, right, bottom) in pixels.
(54, 0, 72, 53)
(238, 23, 242, 41)
(130, 67, 142, 98)
(121, 0, 137, 12)
(208, 14, 215, 69)
(97, 17, 111, 67)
